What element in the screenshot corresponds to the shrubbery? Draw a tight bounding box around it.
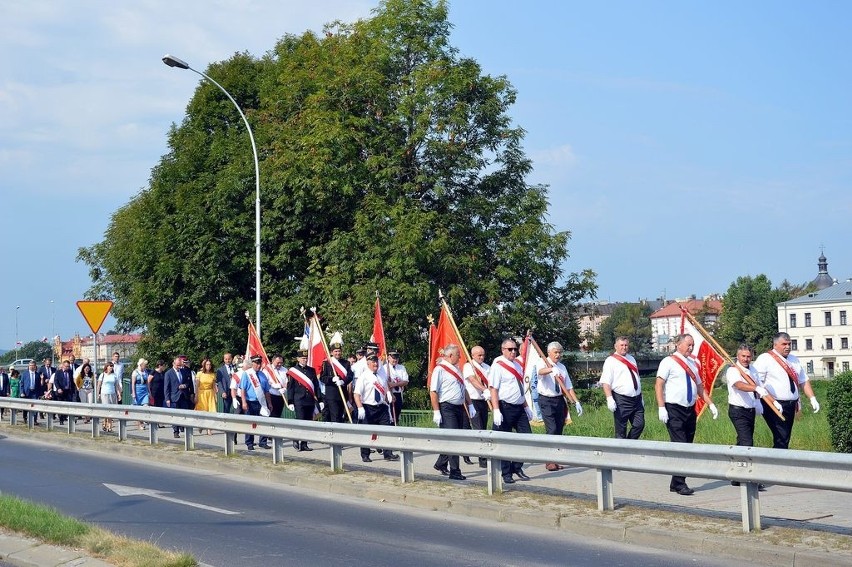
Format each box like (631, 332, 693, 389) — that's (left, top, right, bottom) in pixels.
(827, 371, 852, 453)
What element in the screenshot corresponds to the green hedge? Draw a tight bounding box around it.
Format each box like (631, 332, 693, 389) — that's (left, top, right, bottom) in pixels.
(827, 371, 852, 453)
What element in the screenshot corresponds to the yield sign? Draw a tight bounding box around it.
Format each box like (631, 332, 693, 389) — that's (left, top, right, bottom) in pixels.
(76, 300, 114, 333)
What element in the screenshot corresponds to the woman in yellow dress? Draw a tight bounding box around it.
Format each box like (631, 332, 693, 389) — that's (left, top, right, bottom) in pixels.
(194, 358, 218, 434)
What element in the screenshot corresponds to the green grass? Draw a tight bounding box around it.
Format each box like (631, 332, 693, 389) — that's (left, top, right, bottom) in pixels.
(403, 381, 834, 452)
(0, 494, 197, 567)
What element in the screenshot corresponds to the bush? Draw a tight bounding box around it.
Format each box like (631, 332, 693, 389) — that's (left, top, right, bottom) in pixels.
(827, 371, 852, 453)
(403, 387, 431, 410)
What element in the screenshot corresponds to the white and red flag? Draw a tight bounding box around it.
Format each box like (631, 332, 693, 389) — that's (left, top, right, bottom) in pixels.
(517, 333, 539, 411)
(679, 306, 724, 417)
(306, 315, 328, 375)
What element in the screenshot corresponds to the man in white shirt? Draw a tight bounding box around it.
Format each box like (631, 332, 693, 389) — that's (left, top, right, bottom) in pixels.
(753, 332, 820, 449)
(599, 336, 645, 440)
(353, 354, 399, 463)
(463, 345, 490, 468)
(378, 350, 409, 425)
(534, 341, 582, 471)
(430, 344, 474, 481)
(488, 338, 534, 485)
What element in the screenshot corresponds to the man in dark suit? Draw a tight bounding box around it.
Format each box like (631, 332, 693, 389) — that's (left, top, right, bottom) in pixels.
(20, 361, 42, 423)
(216, 352, 235, 414)
(286, 349, 321, 451)
(164, 356, 195, 438)
(0, 366, 9, 419)
(51, 359, 77, 424)
(37, 358, 55, 397)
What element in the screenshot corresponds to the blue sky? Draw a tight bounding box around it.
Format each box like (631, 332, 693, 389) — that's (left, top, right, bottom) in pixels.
(2, 0, 850, 349)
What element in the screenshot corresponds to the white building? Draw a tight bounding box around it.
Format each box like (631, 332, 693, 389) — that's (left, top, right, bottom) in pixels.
(649, 298, 722, 353)
(777, 280, 852, 378)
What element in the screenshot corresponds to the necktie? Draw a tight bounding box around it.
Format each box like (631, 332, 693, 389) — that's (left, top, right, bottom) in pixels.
(374, 388, 381, 404)
(630, 370, 638, 391)
(685, 372, 693, 403)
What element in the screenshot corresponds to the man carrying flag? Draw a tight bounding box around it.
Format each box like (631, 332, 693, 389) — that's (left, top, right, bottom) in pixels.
(238, 356, 273, 451)
(353, 353, 399, 463)
(286, 346, 321, 451)
(655, 334, 718, 496)
(320, 332, 353, 424)
(488, 337, 533, 485)
(533, 341, 582, 472)
(430, 344, 475, 481)
(599, 336, 645, 440)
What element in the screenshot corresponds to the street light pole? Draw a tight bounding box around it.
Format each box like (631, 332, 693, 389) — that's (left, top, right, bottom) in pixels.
(15, 305, 20, 361)
(50, 299, 55, 365)
(162, 54, 262, 337)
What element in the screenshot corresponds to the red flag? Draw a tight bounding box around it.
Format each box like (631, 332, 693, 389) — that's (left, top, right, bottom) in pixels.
(370, 296, 387, 361)
(245, 319, 279, 387)
(679, 308, 724, 417)
(427, 320, 438, 378)
(307, 316, 327, 375)
(427, 305, 470, 387)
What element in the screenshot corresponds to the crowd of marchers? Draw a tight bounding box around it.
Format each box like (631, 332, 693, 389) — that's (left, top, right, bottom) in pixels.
(0, 331, 821, 491)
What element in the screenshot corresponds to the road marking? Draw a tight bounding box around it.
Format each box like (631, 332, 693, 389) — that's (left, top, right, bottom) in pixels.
(103, 483, 240, 515)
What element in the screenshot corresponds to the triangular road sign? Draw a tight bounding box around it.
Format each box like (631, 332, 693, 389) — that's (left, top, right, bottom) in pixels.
(76, 300, 114, 334)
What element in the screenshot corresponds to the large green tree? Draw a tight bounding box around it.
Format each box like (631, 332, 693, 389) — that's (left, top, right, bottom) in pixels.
(716, 274, 809, 353)
(80, 0, 595, 368)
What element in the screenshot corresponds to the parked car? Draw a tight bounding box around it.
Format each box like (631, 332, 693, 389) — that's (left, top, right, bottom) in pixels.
(7, 359, 35, 372)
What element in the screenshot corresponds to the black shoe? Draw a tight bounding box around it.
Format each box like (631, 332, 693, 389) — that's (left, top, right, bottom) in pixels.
(259, 443, 271, 449)
(362, 456, 372, 463)
(479, 460, 488, 469)
(448, 471, 466, 481)
(247, 445, 255, 451)
(670, 486, 694, 496)
(502, 476, 516, 484)
(300, 443, 312, 452)
(173, 432, 180, 438)
(463, 456, 474, 465)
(758, 484, 767, 492)
(384, 452, 400, 461)
(515, 470, 531, 481)
(433, 464, 450, 476)
(731, 481, 741, 486)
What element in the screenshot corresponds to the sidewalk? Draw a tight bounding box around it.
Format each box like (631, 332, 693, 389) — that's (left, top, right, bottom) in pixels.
(1, 423, 850, 567)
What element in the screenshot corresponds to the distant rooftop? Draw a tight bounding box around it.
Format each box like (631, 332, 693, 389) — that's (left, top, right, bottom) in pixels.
(780, 280, 852, 306)
(811, 251, 834, 291)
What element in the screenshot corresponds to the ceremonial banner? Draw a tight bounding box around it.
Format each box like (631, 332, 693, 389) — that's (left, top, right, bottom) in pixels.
(679, 308, 724, 417)
(369, 295, 387, 361)
(246, 319, 279, 389)
(307, 315, 327, 375)
(427, 304, 469, 388)
(517, 333, 538, 411)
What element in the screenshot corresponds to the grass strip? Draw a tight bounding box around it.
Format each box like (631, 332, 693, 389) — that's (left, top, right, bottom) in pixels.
(0, 494, 196, 567)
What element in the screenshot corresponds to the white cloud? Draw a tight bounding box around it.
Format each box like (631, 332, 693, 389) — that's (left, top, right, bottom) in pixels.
(531, 143, 578, 168)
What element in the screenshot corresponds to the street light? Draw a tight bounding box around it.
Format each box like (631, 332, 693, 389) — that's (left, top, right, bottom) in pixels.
(162, 54, 263, 337)
(15, 305, 20, 361)
(50, 299, 55, 364)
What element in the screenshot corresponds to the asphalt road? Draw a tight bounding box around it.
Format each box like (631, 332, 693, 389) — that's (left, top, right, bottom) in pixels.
(0, 435, 737, 567)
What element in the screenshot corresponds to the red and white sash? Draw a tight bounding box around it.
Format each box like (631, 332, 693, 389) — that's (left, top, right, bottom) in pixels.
(469, 360, 489, 387)
(373, 378, 390, 404)
(669, 354, 699, 383)
(438, 361, 465, 387)
(287, 367, 317, 399)
(767, 350, 798, 393)
(496, 359, 525, 389)
(329, 357, 348, 379)
(243, 369, 270, 417)
(611, 353, 639, 390)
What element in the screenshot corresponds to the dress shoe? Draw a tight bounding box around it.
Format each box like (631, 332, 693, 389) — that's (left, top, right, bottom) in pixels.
(300, 443, 312, 451)
(479, 460, 488, 469)
(448, 471, 466, 481)
(433, 464, 450, 476)
(670, 486, 694, 496)
(173, 432, 180, 438)
(514, 470, 531, 481)
(247, 445, 255, 451)
(463, 456, 474, 465)
(502, 476, 516, 484)
(758, 484, 767, 492)
(361, 456, 372, 463)
(731, 481, 741, 486)
(258, 443, 271, 450)
(384, 452, 400, 461)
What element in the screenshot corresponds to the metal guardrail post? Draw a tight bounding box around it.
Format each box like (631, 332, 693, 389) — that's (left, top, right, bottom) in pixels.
(149, 424, 158, 445)
(46, 412, 54, 430)
(401, 451, 414, 483)
(487, 458, 501, 495)
(10, 408, 17, 425)
(118, 419, 127, 441)
(67, 418, 75, 434)
(331, 444, 343, 472)
(741, 483, 761, 532)
(273, 438, 284, 464)
(92, 417, 100, 438)
(225, 432, 235, 456)
(185, 427, 194, 450)
(597, 468, 614, 511)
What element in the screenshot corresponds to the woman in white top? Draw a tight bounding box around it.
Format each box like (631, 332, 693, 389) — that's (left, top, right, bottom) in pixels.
(97, 362, 122, 432)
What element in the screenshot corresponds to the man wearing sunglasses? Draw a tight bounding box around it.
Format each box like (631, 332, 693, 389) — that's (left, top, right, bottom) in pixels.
(488, 338, 533, 484)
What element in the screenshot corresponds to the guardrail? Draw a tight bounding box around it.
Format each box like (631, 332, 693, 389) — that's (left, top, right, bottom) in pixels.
(2, 397, 850, 533)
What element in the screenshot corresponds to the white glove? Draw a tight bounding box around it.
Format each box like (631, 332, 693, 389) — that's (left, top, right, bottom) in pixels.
(709, 403, 718, 420)
(606, 396, 617, 412)
(524, 406, 534, 421)
(772, 399, 782, 412)
(319, 402, 325, 411)
(259, 407, 270, 417)
(287, 404, 295, 412)
(332, 378, 343, 387)
(754, 385, 768, 398)
(810, 396, 820, 413)
(357, 407, 366, 421)
(492, 409, 503, 427)
(468, 404, 476, 419)
(754, 401, 764, 415)
(232, 399, 239, 410)
(432, 410, 442, 426)
(658, 407, 668, 423)
(575, 401, 583, 417)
